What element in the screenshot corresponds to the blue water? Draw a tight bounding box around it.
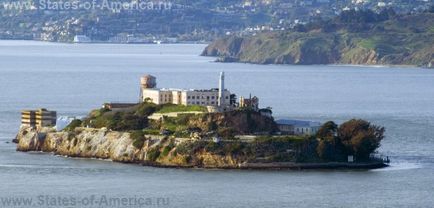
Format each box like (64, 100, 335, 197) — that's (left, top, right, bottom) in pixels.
(0, 41, 433, 207)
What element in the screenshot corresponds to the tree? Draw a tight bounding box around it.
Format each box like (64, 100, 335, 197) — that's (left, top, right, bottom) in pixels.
(317, 138, 337, 161)
(316, 121, 338, 139)
(338, 119, 385, 160)
(316, 121, 347, 161)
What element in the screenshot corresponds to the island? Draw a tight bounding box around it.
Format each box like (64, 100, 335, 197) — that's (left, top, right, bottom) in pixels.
(14, 73, 388, 169)
(202, 9, 434, 68)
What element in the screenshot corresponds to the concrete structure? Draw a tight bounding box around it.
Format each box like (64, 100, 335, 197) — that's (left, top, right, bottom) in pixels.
(275, 119, 321, 135)
(140, 73, 232, 110)
(141, 74, 157, 89)
(148, 111, 204, 120)
(21, 109, 57, 127)
(102, 103, 137, 111)
(239, 95, 259, 111)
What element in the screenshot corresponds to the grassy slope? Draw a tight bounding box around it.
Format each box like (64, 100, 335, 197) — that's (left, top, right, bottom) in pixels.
(156, 104, 207, 113)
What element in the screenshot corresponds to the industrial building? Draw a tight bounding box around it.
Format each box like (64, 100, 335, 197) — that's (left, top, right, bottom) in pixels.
(21, 108, 57, 127)
(140, 72, 235, 111)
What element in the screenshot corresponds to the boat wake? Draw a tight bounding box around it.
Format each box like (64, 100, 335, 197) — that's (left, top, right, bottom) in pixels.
(372, 162, 422, 172)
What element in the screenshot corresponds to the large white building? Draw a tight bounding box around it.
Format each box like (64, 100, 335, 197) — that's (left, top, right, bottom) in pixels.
(140, 73, 233, 109)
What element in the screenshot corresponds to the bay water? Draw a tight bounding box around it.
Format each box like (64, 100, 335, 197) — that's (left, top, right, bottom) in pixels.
(0, 41, 433, 207)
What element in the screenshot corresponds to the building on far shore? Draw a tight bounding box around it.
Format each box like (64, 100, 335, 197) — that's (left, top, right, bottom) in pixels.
(21, 108, 57, 127)
(275, 119, 321, 135)
(73, 35, 91, 43)
(140, 72, 234, 111)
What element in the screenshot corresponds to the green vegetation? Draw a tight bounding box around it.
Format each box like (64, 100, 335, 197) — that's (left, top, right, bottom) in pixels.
(65, 102, 385, 164)
(79, 103, 206, 131)
(147, 148, 161, 162)
(156, 104, 207, 113)
(70, 103, 277, 140)
(166, 118, 385, 164)
(316, 119, 385, 162)
(81, 103, 157, 131)
(203, 11, 434, 67)
(63, 119, 82, 131)
(130, 131, 146, 149)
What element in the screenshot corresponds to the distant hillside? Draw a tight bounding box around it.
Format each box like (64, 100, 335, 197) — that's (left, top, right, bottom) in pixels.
(202, 10, 434, 67)
(1, 0, 432, 42)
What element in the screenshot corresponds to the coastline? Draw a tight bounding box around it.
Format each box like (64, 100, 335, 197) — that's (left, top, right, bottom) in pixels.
(209, 56, 425, 69)
(14, 126, 388, 171)
(0, 38, 209, 45)
(17, 151, 389, 170)
(139, 161, 388, 170)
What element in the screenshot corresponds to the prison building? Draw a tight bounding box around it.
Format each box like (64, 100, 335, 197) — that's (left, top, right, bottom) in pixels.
(140, 72, 232, 108)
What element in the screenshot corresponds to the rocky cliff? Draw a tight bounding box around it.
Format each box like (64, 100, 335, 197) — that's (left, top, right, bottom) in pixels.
(15, 125, 388, 169)
(15, 126, 259, 168)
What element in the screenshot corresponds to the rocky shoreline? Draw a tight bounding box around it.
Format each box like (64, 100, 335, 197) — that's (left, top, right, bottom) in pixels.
(14, 126, 387, 170)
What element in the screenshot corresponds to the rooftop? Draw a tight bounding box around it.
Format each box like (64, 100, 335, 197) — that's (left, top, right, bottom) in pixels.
(145, 88, 229, 92)
(275, 119, 321, 127)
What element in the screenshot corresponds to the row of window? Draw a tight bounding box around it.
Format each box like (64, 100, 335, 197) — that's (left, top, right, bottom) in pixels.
(187, 95, 229, 100)
(296, 128, 312, 133)
(187, 101, 216, 105)
(188, 95, 215, 100)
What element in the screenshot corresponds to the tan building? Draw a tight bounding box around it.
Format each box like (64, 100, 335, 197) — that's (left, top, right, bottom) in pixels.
(21, 108, 57, 127)
(142, 88, 231, 106)
(140, 72, 232, 109)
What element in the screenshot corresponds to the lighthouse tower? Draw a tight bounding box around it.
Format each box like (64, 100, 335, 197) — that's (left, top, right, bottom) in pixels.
(218, 72, 225, 107)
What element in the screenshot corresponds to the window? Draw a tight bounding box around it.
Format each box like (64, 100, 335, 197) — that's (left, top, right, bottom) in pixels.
(211, 101, 214, 104)
(207, 96, 210, 100)
(225, 96, 229, 99)
(196, 102, 200, 105)
(211, 96, 215, 99)
(187, 96, 191, 99)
